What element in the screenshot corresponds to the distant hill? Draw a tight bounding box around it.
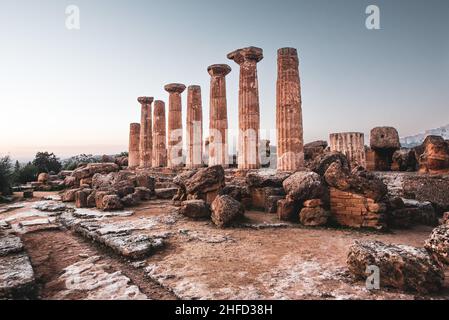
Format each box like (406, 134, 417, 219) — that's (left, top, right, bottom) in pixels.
(401, 124, 449, 148)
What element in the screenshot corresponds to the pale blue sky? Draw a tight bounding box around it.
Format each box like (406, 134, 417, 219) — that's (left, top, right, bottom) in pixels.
(0, 0, 448, 161)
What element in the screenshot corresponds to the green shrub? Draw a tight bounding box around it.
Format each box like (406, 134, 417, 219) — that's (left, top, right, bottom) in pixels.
(0, 156, 13, 195)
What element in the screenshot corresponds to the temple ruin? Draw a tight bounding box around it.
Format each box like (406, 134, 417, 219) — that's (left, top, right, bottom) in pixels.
(128, 123, 140, 169)
(329, 132, 366, 169)
(152, 100, 167, 168)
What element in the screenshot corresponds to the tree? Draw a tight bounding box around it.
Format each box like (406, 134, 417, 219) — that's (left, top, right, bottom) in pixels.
(32, 152, 62, 174)
(0, 156, 13, 195)
(15, 162, 39, 184)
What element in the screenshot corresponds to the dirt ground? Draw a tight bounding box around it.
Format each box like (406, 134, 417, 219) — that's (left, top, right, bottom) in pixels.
(1, 192, 448, 300)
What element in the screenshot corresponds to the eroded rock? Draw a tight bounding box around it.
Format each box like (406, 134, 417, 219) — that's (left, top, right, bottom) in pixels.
(211, 195, 244, 228)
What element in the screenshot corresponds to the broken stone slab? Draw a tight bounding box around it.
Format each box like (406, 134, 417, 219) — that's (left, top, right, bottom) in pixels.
(0, 234, 24, 256)
(347, 240, 444, 294)
(155, 188, 178, 199)
(211, 195, 244, 228)
(179, 200, 210, 219)
(425, 224, 449, 266)
(0, 204, 26, 214)
(283, 171, 326, 203)
(178, 229, 234, 243)
(0, 253, 37, 299)
(32, 201, 70, 213)
(299, 207, 330, 227)
(19, 218, 51, 228)
(246, 170, 290, 188)
(42, 195, 62, 201)
(72, 208, 134, 219)
(53, 256, 147, 300)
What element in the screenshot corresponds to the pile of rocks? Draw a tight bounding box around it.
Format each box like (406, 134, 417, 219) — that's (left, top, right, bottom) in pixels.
(28, 172, 66, 192)
(417, 135, 449, 174)
(62, 167, 156, 211)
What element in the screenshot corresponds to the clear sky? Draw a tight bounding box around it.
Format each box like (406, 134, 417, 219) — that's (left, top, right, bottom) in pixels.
(1, 0, 448, 161)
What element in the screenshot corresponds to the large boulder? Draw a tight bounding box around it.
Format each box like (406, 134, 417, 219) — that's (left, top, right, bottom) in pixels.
(211, 195, 244, 228)
(277, 198, 299, 221)
(391, 149, 418, 172)
(37, 173, 49, 184)
(62, 188, 81, 202)
(71, 163, 120, 180)
(310, 151, 350, 177)
(101, 195, 124, 211)
(347, 240, 444, 294)
(185, 165, 225, 195)
(370, 127, 401, 150)
(418, 135, 449, 174)
(299, 207, 330, 227)
(425, 224, 449, 265)
(325, 163, 387, 202)
(179, 200, 210, 219)
(246, 170, 290, 188)
(304, 140, 328, 161)
(282, 171, 326, 203)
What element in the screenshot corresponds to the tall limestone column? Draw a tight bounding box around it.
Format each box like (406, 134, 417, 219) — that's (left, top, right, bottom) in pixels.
(186, 85, 203, 168)
(128, 123, 141, 169)
(227, 47, 263, 170)
(152, 100, 167, 167)
(164, 83, 186, 168)
(276, 47, 304, 171)
(138, 97, 154, 168)
(207, 64, 231, 168)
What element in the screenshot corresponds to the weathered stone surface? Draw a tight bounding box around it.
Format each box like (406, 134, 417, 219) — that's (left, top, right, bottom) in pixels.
(101, 195, 124, 211)
(128, 123, 141, 169)
(186, 85, 203, 169)
(211, 195, 244, 228)
(282, 171, 326, 203)
(418, 135, 449, 174)
(402, 199, 438, 226)
(375, 172, 449, 212)
(134, 187, 152, 201)
(179, 200, 210, 219)
(391, 149, 417, 172)
(370, 127, 401, 150)
(250, 187, 285, 211)
(228, 46, 263, 169)
(138, 97, 154, 168)
(32, 201, 69, 212)
(0, 235, 24, 256)
(121, 193, 140, 207)
(219, 184, 250, 202)
(23, 190, 33, 199)
(54, 256, 147, 300)
(0, 253, 36, 299)
(71, 163, 120, 180)
(425, 224, 449, 265)
(265, 195, 284, 213)
(184, 165, 225, 201)
(311, 151, 350, 177)
(62, 188, 81, 202)
(277, 198, 299, 221)
(329, 133, 366, 169)
(155, 188, 178, 199)
(165, 83, 186, 168)
(276, 47, 304, 171)
(325, 162, 387, 202)
(152, 100, 167, 167)
(304, 140, 328, 161)
(330, 188, 387, 230)
(208, 64, 231, 168)
(299, 207, 330, 226)
(75, 189, 92, 208)
(347, 240, 444, 294)
(246, 170, 290, 188)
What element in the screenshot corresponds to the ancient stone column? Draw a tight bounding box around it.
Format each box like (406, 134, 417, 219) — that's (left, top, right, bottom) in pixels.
(227, 47, 263, 170)
(164, 83, 186, 168)
(329, 132, 366, 169)
(276, 47, 304, 172)
(128, 123, 141, 169)
(152, 100, 167, 167)
(138, 97, 154, 168)
(207, 64, 231, 168)
(186, 85, 203, 169)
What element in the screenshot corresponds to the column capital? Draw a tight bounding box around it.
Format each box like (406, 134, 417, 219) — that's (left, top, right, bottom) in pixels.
(164, 83, 186, 94)
(277, 47, 298, 56)
(207, 64, 231, 77)
(137, 96, 154, 105)
(227, 46, 263, 65)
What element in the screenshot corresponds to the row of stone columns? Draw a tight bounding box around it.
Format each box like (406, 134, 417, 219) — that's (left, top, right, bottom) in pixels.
(129, 46, 305, 172)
